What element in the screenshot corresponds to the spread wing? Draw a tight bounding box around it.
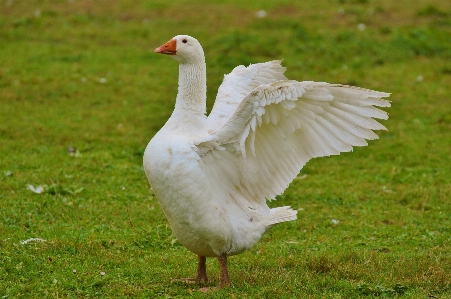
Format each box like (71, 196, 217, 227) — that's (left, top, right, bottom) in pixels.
(198, 77, 390, 213)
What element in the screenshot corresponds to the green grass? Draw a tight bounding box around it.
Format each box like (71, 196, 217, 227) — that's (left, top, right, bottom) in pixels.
(1, 0, 451, 298)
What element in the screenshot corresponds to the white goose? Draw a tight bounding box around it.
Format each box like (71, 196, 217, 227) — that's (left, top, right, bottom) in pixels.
(143, 35, 390, 288)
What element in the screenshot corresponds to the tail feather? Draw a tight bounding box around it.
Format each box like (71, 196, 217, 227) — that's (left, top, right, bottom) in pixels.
(268, 206, 297, 225)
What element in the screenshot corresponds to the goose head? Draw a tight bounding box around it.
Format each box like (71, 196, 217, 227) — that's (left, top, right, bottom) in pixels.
(154, 35, 204, 64)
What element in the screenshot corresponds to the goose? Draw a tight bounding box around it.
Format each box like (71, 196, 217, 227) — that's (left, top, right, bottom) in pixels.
(143, 35, 390, 289)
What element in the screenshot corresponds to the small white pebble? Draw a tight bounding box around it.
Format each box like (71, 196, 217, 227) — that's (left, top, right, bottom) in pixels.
(121, 186, 125, 190)
(99, 78, 107, 83)
(256, 10, 267, 18)
(416, 75, 423, 82)
(357, 23, 366, 31)
(100, 271, 105, 276)
(73, 269, 77, 273)
(331, 219, 340, 225)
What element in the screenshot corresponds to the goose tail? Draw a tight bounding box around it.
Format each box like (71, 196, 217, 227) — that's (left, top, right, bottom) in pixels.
(268, 206, 297, 226)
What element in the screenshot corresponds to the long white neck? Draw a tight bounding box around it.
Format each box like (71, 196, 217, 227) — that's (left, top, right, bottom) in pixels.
(171, 61, 207, 128)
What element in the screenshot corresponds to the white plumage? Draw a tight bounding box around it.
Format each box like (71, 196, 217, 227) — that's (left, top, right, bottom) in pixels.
(144, 35, 390, 288)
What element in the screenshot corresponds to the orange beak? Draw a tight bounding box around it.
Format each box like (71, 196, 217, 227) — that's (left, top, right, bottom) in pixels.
(154, 39, 177, 55)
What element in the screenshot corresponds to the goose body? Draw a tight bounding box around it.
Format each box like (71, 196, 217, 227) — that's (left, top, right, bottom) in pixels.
(143, 35, 390, 288)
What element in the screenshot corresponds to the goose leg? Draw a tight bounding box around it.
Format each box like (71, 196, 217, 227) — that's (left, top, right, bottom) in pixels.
(175, 255, 208, 284)
(217, 253, 231, 288)
(196, 255, 208, 283)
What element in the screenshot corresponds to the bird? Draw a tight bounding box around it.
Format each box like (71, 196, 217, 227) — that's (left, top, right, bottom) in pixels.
(143, 35, 390, 289)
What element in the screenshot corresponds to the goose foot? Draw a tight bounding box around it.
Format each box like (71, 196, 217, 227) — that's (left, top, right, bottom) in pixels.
(174, 255, 208, 284)
(196, 254, 230, 292)
(175, 254, 231, 289)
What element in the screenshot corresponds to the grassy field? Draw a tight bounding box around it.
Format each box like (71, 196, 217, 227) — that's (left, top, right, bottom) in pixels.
(1, 0, 451, 298)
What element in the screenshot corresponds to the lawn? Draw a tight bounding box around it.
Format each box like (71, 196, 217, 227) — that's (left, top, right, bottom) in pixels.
(1, 0, 451, 298)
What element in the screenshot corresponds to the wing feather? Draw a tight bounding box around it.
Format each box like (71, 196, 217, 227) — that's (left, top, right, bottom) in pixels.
(207, 60, 287, 131)
(333, 102, 389, 119)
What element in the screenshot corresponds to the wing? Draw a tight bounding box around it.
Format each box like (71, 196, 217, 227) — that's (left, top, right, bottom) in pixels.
(197, 80, 390, 212)
(207, 60, 287, 131)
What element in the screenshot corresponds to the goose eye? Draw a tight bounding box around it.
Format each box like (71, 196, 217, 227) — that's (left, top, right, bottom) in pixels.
(182, 39, 188, 44)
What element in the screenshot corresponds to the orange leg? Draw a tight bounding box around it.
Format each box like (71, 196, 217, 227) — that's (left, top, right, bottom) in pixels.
(196, 255, 208, 283)
(217, 253, 231, 288)
(175, 255, 208, 284)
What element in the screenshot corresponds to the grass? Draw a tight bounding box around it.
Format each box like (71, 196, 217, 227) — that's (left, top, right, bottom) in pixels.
(1, 0, 451, 298)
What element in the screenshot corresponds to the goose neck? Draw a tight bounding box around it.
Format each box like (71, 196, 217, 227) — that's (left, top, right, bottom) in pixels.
(172, 62, 207, 119)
